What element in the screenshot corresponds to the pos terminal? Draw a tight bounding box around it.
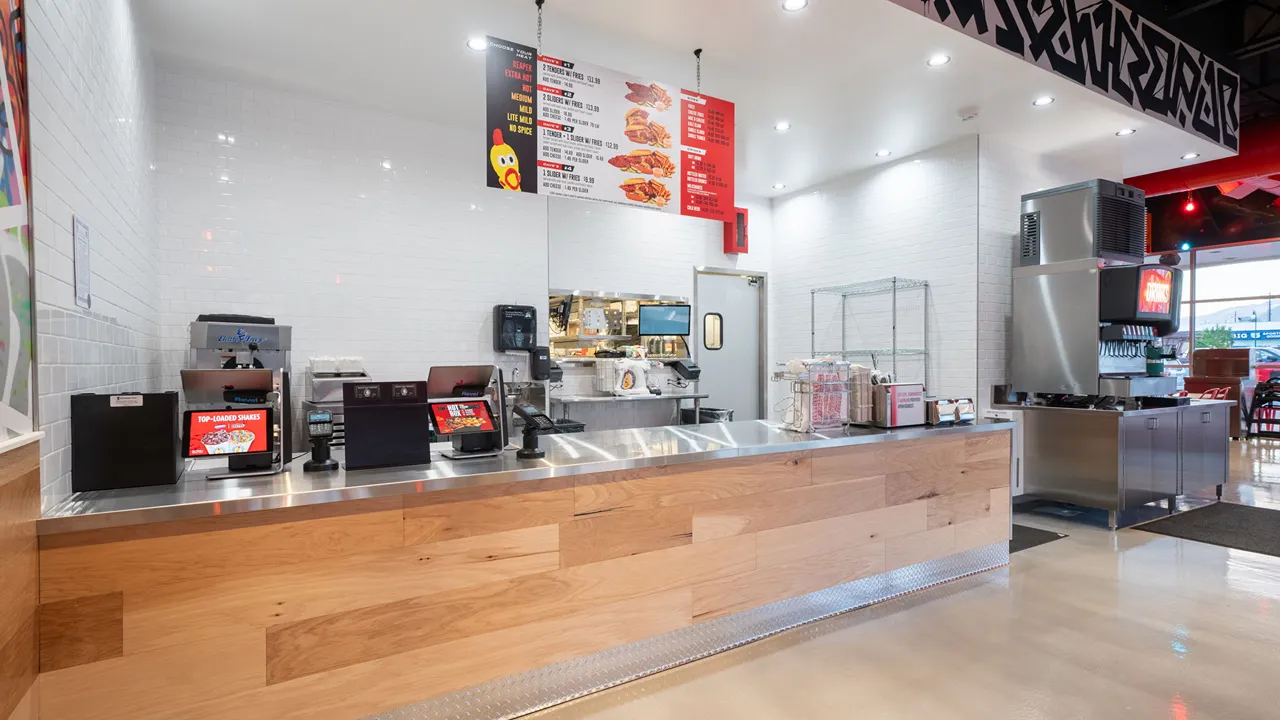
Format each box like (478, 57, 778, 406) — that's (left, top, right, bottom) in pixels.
(430, 399, 504, 459)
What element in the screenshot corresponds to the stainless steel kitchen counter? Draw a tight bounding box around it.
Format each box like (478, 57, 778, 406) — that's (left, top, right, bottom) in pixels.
(1005, 399, 1236, 417)
(39, 419, 1012, 535)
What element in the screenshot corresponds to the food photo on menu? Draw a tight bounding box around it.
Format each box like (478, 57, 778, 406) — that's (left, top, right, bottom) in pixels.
(186, 410, 270, 456)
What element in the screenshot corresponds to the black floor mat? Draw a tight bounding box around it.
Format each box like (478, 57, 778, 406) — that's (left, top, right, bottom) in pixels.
(1138, 502, 1280, 558)
(1010, 524, 1067, 553)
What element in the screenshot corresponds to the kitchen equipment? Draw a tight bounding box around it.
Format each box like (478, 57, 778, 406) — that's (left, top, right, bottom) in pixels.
(495, 305, 537, 351)
(596, 359, 651, 396)
(1014, 263, 1182, 396)
(70, 392, 183, 492)
(180, 367, 283, 479)
(926, 398, 976, 426)
(303, 409, 338, 472)
(874, 383, 926, 428)
(343, 381, 433, 470)
(183, 315, 292, 477)
(307, 369, 372, 403)
(1017, 179, 1146, 268)
(773, 360, 850, 432)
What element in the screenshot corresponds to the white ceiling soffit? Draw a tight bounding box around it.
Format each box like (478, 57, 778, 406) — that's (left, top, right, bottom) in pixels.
(134, 0, 1233, 197)
(892, 0, 1241, 154)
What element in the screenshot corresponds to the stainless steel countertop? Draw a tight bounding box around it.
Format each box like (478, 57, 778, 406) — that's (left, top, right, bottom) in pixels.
(1005, 399, 1237, 418)
(551, 393, 709, 404)
(39, 419, 1012, 535)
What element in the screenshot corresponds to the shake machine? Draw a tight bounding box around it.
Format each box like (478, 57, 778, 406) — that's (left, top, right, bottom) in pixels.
(181, 314, 293, 479)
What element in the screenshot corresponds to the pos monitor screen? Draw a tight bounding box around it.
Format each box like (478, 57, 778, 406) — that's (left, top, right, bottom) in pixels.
(184, 408, 272, 457)
(429, 400, 497, 436)
(638, 304, 691, 336)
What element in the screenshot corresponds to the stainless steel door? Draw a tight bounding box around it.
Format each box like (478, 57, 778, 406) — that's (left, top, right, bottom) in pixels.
(695, 271, 763, 421)
(1120, 412, 1178, 509)
(1119, 414, 1155, 509)
(1180, 404, 1229, 494)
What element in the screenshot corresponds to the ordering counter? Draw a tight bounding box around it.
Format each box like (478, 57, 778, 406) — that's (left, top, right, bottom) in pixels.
(36, 419, 1013, 720)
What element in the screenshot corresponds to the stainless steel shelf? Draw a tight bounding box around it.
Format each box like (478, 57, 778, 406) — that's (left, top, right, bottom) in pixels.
(810, 277, 930, 388)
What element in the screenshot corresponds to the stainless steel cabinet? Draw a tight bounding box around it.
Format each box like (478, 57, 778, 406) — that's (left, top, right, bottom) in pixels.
(1119, 413, 1179, 509)
(1179, 403, 1229, 495)
(1022, 402, 1231, 519)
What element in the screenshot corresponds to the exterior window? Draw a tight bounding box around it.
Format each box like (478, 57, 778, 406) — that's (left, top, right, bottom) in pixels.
(704, 313, 723, 351)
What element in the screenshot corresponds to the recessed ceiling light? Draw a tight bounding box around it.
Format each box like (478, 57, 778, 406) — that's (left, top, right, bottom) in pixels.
(773, 183, 787, 190)
(782, 0, 809, 11)
(773, 121, 792, 132)
(1181, 152, 1200, 160)
(912, 159, 922, 164)
(380, 159, 393, 170)
(1115, 128, 1136, 136)
(466, 37, 489, 51)
(875, 149, 892, 157)
(1032, 96, 1055, 107)
(926, 53, 951, 67)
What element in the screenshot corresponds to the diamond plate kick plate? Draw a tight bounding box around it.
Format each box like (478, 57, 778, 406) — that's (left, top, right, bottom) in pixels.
(367, 542, 1009, 720)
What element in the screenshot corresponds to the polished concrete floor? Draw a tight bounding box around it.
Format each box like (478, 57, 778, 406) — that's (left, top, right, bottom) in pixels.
(530, 440, 1280, 719)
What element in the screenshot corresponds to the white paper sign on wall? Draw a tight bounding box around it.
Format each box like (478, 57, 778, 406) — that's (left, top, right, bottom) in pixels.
(73, 215, 91, 309)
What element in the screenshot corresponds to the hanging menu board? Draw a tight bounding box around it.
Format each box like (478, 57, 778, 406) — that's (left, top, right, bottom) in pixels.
(485, 36, 735, 222)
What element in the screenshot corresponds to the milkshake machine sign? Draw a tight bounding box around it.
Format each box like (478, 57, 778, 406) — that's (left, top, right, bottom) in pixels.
(484, 36, 735, 222)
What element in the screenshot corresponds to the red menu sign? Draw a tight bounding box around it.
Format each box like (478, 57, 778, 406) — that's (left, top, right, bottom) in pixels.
(1138, 267, 1173, 315)
(431, 401, 496, 435)
(187, 410, 270, 456)
(486, 36, 735, 221)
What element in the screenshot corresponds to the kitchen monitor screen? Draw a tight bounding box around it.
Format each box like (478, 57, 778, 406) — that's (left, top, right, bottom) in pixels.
(638, 304, 691, 336)
(430, 400, 497, 435)
(1137, 267, 1174, 316)
(184, 409, 272, 457)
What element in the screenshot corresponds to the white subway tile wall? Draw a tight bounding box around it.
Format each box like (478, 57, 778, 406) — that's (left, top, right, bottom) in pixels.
(30, 0, 162, 505)
(152, 67, 550, 391)
(549, 198, 772, 299)
(771, 138, 981, 402)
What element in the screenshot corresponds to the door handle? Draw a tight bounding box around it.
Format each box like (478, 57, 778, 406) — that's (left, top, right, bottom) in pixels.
(1201, 412, 1212, 424)
(1147, 417, 1159, 430)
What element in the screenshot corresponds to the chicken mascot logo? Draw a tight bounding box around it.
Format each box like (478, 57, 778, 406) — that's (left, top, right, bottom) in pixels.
(490, 129, 522, 191)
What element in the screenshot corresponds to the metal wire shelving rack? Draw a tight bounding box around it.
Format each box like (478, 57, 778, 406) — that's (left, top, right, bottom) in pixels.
(810, 277, 930, 388)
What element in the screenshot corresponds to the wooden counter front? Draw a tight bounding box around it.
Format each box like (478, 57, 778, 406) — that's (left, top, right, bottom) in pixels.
(35, 431, 1011, 720)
